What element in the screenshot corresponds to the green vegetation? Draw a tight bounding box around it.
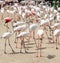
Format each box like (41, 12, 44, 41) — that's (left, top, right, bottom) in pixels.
(52, 0, 60, 9)
(18, 0, 22, 2)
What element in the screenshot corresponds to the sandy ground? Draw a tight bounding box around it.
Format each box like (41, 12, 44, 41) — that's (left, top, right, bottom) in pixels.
(0, 23, 60, 63)
(0, 11, 60, 63)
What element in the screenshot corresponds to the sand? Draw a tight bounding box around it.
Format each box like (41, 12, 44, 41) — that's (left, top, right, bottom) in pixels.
(0, 22, 60, 63)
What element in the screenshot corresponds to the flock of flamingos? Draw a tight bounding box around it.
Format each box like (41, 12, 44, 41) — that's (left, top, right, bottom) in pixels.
(0, 0, 60, 57)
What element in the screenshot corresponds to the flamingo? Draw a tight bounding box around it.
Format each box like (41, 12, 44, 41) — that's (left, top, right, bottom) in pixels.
(57, 13, 60, 22)
(17, 31, 30, 53)
(51, 23, 60, 43)
(13, 24, 27, 48)
(53, 29, 60, 49)
(36, 29, 44, 57)
(0, 7, 4, 20)
(0, 31, 15, 54)
(0, 7, 4, 13)
(40, 19, 49, 38)
(48, 16, 54, 36)
(29, 23, 38, 44)
(13, 21, 26, 27)
(0, 1, 4, 8)
(40, 18, 54, 43)
(51, 23, 60, 29)
(7, 10, 16, 15)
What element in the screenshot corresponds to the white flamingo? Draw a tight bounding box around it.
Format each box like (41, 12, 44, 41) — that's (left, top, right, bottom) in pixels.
(40, 18, 54, 43)
(13, 24, 27, 48)
(29, 23, 38, 39)
(17, 31, 30, 53)
(0, 8, 4, 13)
(51, 23, 60, 29)
(51, 23, 60, 43)
(36, 29, 44, 57)
(13, 21, 26, 27)
(0, 8, 4, 20)
(53, 29, 60, 49)
(1, 31, 15, 54)
(40, 19, 49, 37)
(57, 13, 60, 22)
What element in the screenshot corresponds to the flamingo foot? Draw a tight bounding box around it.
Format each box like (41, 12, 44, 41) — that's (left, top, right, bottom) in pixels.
(58, 43, 60, 45)
(56, 47, 58, 49)
(20, 51, 22, 53)
(25, 50, 28, 53)
(36, 55, 38, 57)
(12, 51, 16, 54)
(14, 41, 17, 43)
(40, 55, 43, 57)
(16, 45, 18, 48)
(27, 48, 29, 50)
(4, 51, 7, 54)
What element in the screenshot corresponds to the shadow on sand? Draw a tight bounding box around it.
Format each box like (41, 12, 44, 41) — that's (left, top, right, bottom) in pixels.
(47, 55, 56, 59)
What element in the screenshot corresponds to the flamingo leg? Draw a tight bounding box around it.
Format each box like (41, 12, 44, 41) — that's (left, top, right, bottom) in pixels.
(49, 27, 54, 43)
(20, 41, 22, 53)
(52, 31, 54, 43)
(52, 35, 54, 43)
(36, 47, 38, 57)
(15, 31, 20, 48)
(58, 36, 60, 45)
(14, 32, 17, 43)
(59, 36, 60, 45)
(34, 39, 37, 49)
(8, 38, 15, 53)
(20, 37, 23, 53)
(26, 36, 30, 50)
(20, 37, 28, 53)
(30, 31, 33, 39)
(33, 31, 36, 44)
(16, 38, 18, 48)
(4, 39, 7, 54)
(45, 31, 51, 43)
(36, 37, 39, 57)
(26, 36, 30, 45)
(48, 26, 54, 43)
(44, 26, 48, 38)
(33, 31, 35, 39)
(22, 38, 28, 53)
(49, 28, 52, 36)
(56, 36, 58, 49)
(40, 38, 42, 57)
(45, 30, 48, 38)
